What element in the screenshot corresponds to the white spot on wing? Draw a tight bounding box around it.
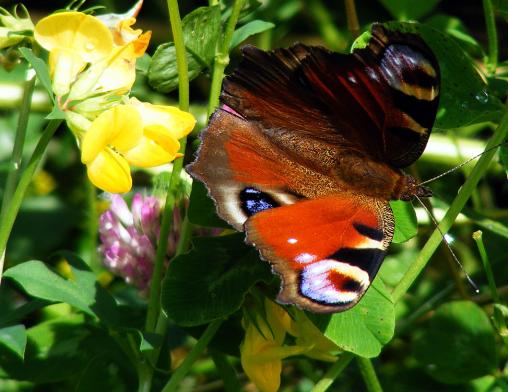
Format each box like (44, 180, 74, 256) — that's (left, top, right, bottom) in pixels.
(295, 253, 316, 263)
(287, 238, 298, 244)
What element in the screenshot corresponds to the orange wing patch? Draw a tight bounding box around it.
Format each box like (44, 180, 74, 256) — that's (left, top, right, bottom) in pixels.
(245, 195, 393, 313)
(248, 195, 381, 265)
(225, 129, 287, 187)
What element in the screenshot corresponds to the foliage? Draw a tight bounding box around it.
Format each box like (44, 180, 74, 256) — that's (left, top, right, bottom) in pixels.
(0, 0, 508, 391)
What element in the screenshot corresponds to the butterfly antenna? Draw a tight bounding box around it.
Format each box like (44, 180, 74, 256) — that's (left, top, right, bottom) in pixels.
(418, 141, 506, 186)
(414, 195, 479, 293)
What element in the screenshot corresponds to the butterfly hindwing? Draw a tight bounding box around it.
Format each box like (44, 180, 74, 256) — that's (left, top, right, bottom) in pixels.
(245, 195, 394, 313)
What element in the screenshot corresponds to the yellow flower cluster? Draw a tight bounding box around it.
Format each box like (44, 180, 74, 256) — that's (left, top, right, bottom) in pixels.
(33, 9, 195, 193)
(241, 300, 339, 392)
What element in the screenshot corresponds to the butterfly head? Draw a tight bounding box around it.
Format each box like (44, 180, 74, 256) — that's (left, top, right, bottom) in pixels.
(398, 175, 432, 201)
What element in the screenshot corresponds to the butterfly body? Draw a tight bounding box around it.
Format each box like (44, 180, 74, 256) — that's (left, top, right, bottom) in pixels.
(188, 24, 440, 313)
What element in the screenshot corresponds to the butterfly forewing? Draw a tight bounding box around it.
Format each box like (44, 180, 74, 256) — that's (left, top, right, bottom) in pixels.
(223, 24, 440, 167)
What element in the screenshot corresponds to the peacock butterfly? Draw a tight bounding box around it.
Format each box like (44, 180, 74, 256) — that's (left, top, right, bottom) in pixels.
(187, 24, 440, 313)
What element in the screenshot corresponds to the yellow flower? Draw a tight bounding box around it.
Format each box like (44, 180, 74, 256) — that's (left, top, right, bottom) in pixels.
(80, 103, 195, 193)
(241, 300, 307, 392)
(111, 17, 144, 46)
(34, 10, 149, 99)
(33, 6, 193, 194)
(240, 300, 340, 392)
(96, 0, 144, 45)
(34, 12, 113, 97)
(288, 310, 339, 362)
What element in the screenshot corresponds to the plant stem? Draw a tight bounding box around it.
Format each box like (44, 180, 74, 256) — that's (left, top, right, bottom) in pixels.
(357, 357, 383, 392)
(137, 362, 153, 392)
(0, 69, 36, 220)
(392, 109, 508, 303)
(169, 2, 189, 111)
(146, 179, 194, 372)
(175, 214, 193, 255)
(141, 1, 190, 390)
(161, 319, 223, 392)
(0, 68, 37, 282)
(474, 230, 508, 345)
(473, 230, 500, 303)
(207, 0, 245, 116)
(483, 0, 498, 74)
(143, 308, 170, 371)
(145, 145, 188, 333)
(0, 119, 62, 283)
(344, 0, 361, 39)
(145, 0, 190, 335)
(311, 353, 354, 392)
(83, 178, 99, 271)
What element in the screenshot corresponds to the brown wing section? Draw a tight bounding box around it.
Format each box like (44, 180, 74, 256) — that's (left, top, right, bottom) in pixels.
(222, 24, 440, 168)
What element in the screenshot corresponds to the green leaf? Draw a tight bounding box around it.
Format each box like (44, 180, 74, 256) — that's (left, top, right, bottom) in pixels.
(0, 315, 135, 385)
(183, 5, 221, 65)
(45, 105, 65, 119)
(147, 5, 221, 93)
(4, 260, 96, 316)
(147, 43, 203, 93)
(413, 301, 498, 384)
(161, 234, 273, 326)
(378, 0, 441, 20)
(426, 14, 483, 57)
(310, 276, 395, 358)
(188, 180, 230, 228)
(135, 53, 151, 75)
(230, 20, 275, 49)
(4, 253, 119, 323)
(382, 21, 504, 128)
(390, 200, 418, 243)
(0, 315, 89, 383)
(18, 47, 54, 102)
(0, 325, 26, 359)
